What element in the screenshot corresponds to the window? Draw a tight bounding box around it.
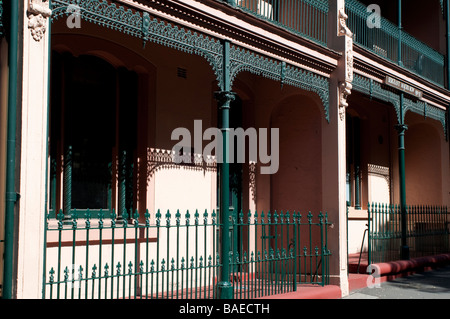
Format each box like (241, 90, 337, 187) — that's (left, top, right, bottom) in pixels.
(49, 53, 138, 219)
(346, 115, 362, 209)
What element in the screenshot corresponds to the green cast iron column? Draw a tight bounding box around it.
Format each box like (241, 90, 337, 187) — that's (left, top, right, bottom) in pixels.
(397, 0, 409, 260)
(3, 0, 20, 299)
(215, 40, 234, 299)
(396, 93, 409, 261)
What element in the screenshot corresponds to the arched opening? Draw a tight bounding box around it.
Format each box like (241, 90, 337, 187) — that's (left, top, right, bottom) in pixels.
(268, 94, 323, 275)
(270, 94, 322, 214)
(405, 114, 443, 205)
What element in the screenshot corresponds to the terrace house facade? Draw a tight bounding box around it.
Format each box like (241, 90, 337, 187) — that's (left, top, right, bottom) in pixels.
(0, 0, 449, 299)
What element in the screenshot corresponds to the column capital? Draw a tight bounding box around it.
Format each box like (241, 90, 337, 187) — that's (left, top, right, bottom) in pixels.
(214, 91, 236, 107)
(394, 123, 408, 133)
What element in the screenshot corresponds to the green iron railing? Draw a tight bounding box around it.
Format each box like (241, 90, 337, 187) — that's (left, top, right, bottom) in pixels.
(368, 203, 450, 265)
(346, 0, 445, 87)
(0, 0, 4, 38)
(43, 208, 331, 299)
(234, 0, 329, 46)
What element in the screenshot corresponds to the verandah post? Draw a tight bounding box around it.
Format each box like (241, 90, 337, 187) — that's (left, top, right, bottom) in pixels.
(395, 93, 410, 261)
(215, 39, 235, 299)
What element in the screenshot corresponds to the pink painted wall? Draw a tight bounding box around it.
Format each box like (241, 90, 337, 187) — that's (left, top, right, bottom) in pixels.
(270, 94, 322, 214)
(405, 112, 445, 205)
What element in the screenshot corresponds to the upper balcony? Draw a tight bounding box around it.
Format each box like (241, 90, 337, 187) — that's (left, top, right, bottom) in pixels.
(228, 0, 446, 88)
(346, 0, 445, 87)
(234, 0, 329, 46)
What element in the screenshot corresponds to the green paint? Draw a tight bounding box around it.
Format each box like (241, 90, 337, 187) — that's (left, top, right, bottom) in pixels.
(216, 40, 234, 299)
(3, 0, 19, 299)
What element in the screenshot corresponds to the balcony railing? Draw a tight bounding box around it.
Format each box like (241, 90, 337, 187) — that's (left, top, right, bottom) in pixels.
(346, 0, 445, 87)
(235, 0, 329, 46)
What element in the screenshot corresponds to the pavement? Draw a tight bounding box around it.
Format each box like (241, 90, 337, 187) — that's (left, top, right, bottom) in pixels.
(251, 253, 450, 299)
(344, 252, 450, 299)
(343, 263, 450, 299)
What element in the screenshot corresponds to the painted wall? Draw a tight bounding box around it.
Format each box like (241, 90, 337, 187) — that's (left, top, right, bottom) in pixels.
(270, 94, 323, 215)
(405, 112, 447, 206)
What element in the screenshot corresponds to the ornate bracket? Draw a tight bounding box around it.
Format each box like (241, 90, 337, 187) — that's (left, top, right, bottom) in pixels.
(28, 0, 52, 41)
(337, 8, 354, 120)
(337, 8, 352, 38)
(339, 81, 352, 119)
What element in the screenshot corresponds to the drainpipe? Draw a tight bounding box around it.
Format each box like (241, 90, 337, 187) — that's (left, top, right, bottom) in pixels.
(3, 0, 20, 299)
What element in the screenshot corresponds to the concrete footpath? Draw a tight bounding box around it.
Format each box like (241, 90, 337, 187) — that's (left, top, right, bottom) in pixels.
(259, 253, 450, 299)
(343, 263, 450, 299)
(345, 253, 450, 299)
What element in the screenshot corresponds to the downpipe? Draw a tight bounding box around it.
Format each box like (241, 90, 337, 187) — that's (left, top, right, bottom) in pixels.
(3, 0, 20, 299)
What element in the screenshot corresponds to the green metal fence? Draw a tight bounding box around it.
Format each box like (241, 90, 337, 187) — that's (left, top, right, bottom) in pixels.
(368, 203, 450, 265)
(235, 0, 329, 46)
(43, 209, 331, 299)
(345, 0, 445, 87)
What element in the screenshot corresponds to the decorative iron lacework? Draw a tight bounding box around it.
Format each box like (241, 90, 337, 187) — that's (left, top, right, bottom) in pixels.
(51, 0, 330, 121)
(0, 0, 3, 38)
(230, 45, 330, 122)
(51, 0, 225, 87)
(403, 99, 447, 138)
(352, 73, 400, 120)
(146, 148, 216, 181)
(352, 74, 447, 137)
